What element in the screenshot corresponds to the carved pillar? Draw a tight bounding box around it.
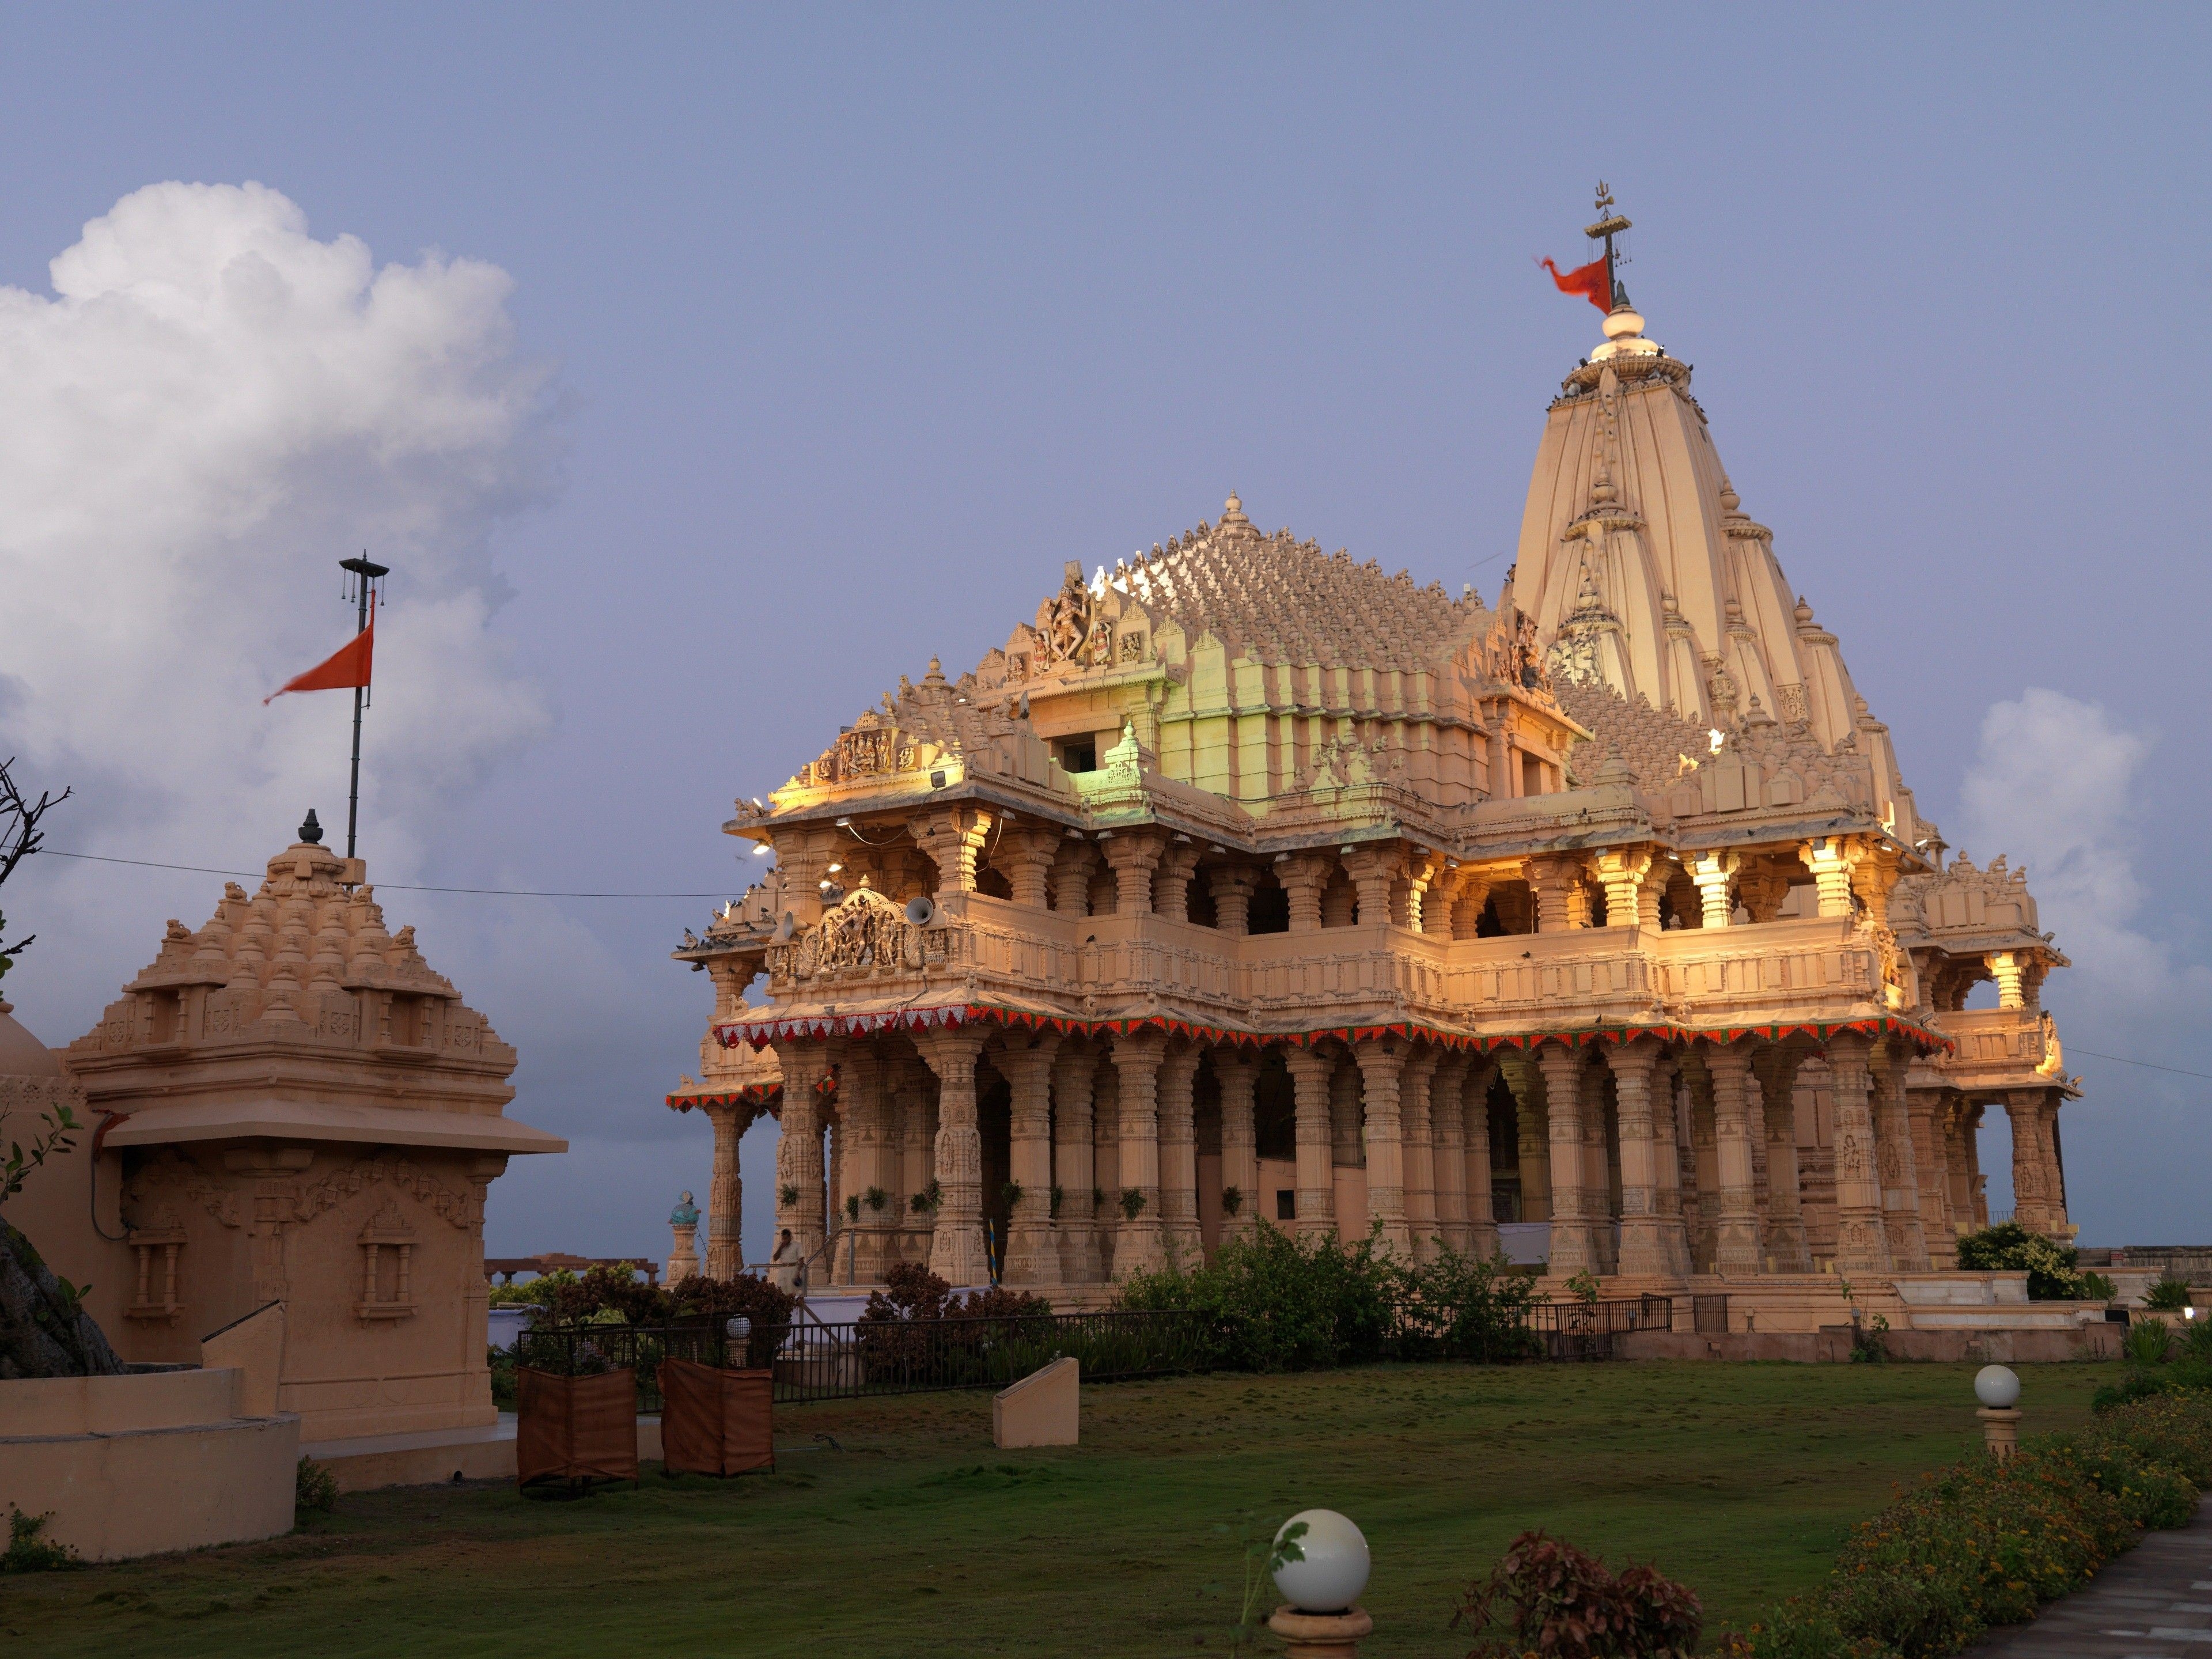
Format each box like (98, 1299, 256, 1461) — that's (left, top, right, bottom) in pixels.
(1462, 1060, 1501, 1257)
(1400, 1047, 1441, 1259)
(1942, 1097, 1976, 1239)
(1403, 853, 1444, 933)
(1278, 853, 1332, 933)
(1737, 865, 1791, 924)
(908, 806, 993, 900)
(916, 1027, 988, 1286)
(1580, 1055, 1617, 1271)
(1157, 1043, 1203, 1267)
(1801, 838, 1856, 919)
(1688, 851, 1740, 930)
(1679, 1051, 1720, 1272)
(1593, 849, 1653, 932)
(1320, 870, 1358, 927)
(1352, 1040, 1409, 1258)
(704, 1101, 747, 1279)
(1214, 1051, 1259, 1243)
(1868, 1043, 1931, 1270)
(2006, 1090, 2055, 1234)
(1825, 1033, 1892, 1275)
(1050, 1044, 1101, 1282)
(1341, 848, 1397, 929)
(1987, 953, 2025, 1010)
(774, 1044, 831, 1265)
(2041, 1096, 2069, 1235)
(1607, 1039, 1666, 1277)
(1907, 1088, 1957, 1267)
(1328, 1055, 1363, 1172)
(1109, 1031, 1167, 1277)
(1429, 1054, 1471, 1256)
(1101, 831, 1164, 918)
(1449, 870, 1493, 940)
(1091, 1062, 1119, 1278)
(993, 827, 1061, 911)
(1153, 843, 1201, 922)
(1524, 854, 1585, 931)
(1499, 1054, 1550, 1222)
(1048, 839, 1098, 915)
(841, 1047, 900, 1283)
(997, 1035, 1062, 1286)
(1535, 1043, 1598, 1275)
(1652, 1054, 1692, 1277)
(1705, 1043, 1761, 1275)
(1283, 1047, 1337, 1238)
(1207, 865, 1260, 935)
(895, 1060, 936, 1263)
(1752, 1046, 1812, 1272)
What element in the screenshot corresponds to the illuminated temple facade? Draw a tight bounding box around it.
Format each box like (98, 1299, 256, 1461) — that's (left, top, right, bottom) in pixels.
(665, 272, 2078, 1325)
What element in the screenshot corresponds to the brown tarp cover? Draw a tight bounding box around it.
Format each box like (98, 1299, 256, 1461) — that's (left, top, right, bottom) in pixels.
(658, 1359, 774, 1477)
(516, 1368, 640, 1486)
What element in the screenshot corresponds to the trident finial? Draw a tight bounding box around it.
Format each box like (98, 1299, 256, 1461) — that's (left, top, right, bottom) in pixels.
(1594, 180, 1615, 215)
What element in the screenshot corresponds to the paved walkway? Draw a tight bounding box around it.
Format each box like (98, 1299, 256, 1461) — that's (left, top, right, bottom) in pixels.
(1967, 1498, 2212, 1656)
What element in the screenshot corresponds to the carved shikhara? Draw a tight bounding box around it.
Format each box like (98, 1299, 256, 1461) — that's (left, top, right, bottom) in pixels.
(666, 252, 2082, 1309)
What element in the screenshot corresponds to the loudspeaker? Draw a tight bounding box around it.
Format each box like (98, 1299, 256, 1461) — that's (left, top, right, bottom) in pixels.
(905, 896, 936, 926)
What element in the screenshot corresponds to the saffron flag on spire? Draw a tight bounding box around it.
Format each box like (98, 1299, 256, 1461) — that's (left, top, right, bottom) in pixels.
(264, 605, 374, 704)
(1540, 255, 1612, 313)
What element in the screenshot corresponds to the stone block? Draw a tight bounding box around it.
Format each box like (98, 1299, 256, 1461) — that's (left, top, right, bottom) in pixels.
(994, 1355, 1078, 1449)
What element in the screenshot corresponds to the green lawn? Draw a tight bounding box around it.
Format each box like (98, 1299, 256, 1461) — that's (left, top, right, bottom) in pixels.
(2, 1360, 2116, 1658)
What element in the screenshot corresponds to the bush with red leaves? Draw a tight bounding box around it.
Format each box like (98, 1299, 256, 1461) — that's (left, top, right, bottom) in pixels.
(1452, 1530, 1701, 1659)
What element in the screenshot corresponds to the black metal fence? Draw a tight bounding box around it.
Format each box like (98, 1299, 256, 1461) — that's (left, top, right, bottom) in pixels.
(774, 1308, 1212, 1404)
(511, 1296, 1675, 1411)
(1527, 1294, 1675, 1361)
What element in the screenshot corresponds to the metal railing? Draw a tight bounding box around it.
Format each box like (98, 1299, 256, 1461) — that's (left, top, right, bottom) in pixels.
(1526, 1295, 1675, 1361)
(774, 1309, 1211, 1404)
(512, 1294, 1677, 1412)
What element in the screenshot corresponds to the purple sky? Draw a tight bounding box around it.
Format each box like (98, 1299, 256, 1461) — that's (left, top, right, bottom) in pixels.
(2, 7, 2206, 1265)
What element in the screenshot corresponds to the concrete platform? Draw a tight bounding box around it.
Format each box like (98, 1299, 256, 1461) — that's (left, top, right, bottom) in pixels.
(301, 1414, 669, 1491)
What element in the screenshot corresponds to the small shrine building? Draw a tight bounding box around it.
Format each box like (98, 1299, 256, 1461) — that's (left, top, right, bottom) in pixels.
(666, 222, 2077, 1325)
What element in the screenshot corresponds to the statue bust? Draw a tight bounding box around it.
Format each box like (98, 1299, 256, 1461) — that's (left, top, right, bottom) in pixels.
(669, 1190, 700, 1229)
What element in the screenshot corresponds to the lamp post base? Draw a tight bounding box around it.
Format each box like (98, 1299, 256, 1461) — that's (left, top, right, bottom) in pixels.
(1977, 1405, 2021, 1461)
(1267, 1605, 1373, 1658)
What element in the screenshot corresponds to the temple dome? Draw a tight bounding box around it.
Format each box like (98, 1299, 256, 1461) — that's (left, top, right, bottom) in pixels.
(0, 998, 62, 1077)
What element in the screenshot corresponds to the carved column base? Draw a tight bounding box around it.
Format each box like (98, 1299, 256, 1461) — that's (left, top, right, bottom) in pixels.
(1617, 1219, 1669, 1278)
(1005, 1217, 1058, 1286)
(1115, 1216, 1165, 1279)
(929, 1214, 987, 1286)
(1763, 1218, 1813, 1274)
(1714, 1221, 1762, 1277)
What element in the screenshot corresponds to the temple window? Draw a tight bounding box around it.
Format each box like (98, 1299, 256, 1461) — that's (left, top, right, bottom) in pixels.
(1521, 753, 1544, 796)
(1247, 874, 1289, 934)
(1058, 738, 1097, 774)
(126, 1208, 187, 1324)
(973, 865, 1013, 901)
(355, 1203, 419, 1323)
(148, 990, 180, 1044)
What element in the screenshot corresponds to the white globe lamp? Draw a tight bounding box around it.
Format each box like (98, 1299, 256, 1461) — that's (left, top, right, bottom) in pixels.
(1272, 1509, 1370, 1614)
(1974, 1364, 2021, 1408)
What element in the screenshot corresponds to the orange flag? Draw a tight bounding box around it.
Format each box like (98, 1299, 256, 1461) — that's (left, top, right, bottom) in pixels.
(264, 607, 374, 704)
(1540, 255, 1613, 313)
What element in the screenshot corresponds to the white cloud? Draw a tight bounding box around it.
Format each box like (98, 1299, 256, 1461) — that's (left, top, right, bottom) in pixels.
(0, 181, 557, 1029)
(1957, 687, 2210, 1021)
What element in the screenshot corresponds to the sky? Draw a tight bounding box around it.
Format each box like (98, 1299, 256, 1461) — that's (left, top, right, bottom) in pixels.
(1, 6, 2206, 1264)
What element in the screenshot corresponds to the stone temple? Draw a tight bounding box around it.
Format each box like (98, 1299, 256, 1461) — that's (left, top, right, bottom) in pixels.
(665, 228, 2077, 1329)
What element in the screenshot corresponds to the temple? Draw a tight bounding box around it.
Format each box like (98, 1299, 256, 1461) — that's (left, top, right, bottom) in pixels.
(665, 200, 2078, 1328)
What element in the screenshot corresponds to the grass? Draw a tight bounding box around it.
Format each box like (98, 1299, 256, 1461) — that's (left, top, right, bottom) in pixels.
(0, 1359, 2116, 1658)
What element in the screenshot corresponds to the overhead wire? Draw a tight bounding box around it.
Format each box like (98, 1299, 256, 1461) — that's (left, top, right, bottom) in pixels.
(39, 849, 744, 900)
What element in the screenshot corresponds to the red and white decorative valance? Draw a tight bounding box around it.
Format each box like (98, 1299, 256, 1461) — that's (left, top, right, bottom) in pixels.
(711, 1003, 1952, 1058)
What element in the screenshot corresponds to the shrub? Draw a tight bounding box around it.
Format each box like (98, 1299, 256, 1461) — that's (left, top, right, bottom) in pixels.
(488, 1273, 569, 1309)
(296, 1456, 339, 1513)
(1724, 1393, 2212, 1658)
(488, 1343, 518, 1409)
(1452, 1529, 1700, 1658)
(1849, 1314, 1891, 1364)
(863, 1261, 954, 1323)
(2077, 1271, 2117, 1303)
(2125, 1316, 2173, 1367)
(1954, 1222, 2093, 1301)
(1118, 1222, 1400, 1373)
(2145, 1275, 2194, 1312)
(539, 1263, 664, 1325)
(665, 1273, 796, 1368)
(2, 1506, 78, 1573)
(1397, 1246, 1540, 1362)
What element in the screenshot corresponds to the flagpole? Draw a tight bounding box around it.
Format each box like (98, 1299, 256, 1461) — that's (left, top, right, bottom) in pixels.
(337, 554, 389, 861)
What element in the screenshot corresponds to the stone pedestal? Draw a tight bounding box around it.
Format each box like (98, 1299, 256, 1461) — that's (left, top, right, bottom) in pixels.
(1267, 1606, 1372, 1658)
(1977, 1405, 2021, 1462)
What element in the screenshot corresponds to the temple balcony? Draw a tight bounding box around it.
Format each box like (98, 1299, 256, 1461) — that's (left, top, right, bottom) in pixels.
(1919, 1005, 2075, 1096)
(753, 891, 1895, 1039)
